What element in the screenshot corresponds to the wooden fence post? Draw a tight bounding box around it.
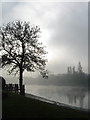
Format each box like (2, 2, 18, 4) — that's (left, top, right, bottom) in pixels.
(9, 84, 13, 91)
(15, 84, 18, 93)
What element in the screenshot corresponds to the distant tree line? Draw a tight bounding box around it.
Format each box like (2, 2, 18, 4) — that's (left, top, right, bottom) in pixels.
(62, 62, 88, 87)
(30, 62, 88, 87)
(67, 62, 83, 74)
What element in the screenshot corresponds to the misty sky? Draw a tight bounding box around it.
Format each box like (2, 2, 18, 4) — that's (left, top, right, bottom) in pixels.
(0, 0, 88, 78)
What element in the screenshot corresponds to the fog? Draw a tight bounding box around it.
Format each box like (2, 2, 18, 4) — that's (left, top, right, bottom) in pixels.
(0, 1, 88, 110)
(1, 2, 88, 75)
(26, 85, 89, 109)
(1, 70, 89, 109)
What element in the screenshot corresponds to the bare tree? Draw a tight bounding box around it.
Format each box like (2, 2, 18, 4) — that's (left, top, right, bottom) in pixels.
(0, 20, 48, 95)
(78, 62, 83, 74)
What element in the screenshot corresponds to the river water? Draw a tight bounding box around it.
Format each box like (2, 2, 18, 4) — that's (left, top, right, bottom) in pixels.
(25, 85, 89, 109)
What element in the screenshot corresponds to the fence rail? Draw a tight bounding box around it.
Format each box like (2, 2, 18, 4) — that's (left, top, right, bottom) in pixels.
(0, 76, 25, 95)
(4, 84, 25, 95)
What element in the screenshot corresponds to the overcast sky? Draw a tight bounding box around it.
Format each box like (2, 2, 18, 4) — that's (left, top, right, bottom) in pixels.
(0, 0, 88, 78)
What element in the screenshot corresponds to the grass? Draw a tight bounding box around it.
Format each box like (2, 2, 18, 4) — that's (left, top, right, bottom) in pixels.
(2, 91, 88, 119)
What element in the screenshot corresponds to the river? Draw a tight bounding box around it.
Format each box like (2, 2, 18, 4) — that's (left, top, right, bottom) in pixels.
(25, 85, 89, 109)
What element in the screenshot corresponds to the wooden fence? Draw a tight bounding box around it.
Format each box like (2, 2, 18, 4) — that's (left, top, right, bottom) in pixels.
(4, 84, 25, 95)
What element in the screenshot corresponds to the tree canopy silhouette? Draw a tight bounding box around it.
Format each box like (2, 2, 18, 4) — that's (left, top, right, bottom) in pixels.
(0, 20, 48, 95)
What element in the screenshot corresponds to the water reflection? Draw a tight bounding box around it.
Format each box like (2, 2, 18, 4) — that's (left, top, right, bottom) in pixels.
(66, 87, 87, 108)
(25, 85, 88, 109)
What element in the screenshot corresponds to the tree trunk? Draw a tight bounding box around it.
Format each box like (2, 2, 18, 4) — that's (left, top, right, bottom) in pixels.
(19, 41, 25, 95)
(19, 67, 23, 95)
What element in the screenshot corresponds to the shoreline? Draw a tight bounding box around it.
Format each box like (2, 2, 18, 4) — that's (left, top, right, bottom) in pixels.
(25, 93, 89, 112)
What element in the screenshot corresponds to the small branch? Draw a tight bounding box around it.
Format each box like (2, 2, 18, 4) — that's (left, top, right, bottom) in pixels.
(3, 47, 20, 66)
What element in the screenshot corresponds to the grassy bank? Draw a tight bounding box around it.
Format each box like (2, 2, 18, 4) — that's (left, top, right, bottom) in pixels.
(2, 91, 88, 119)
